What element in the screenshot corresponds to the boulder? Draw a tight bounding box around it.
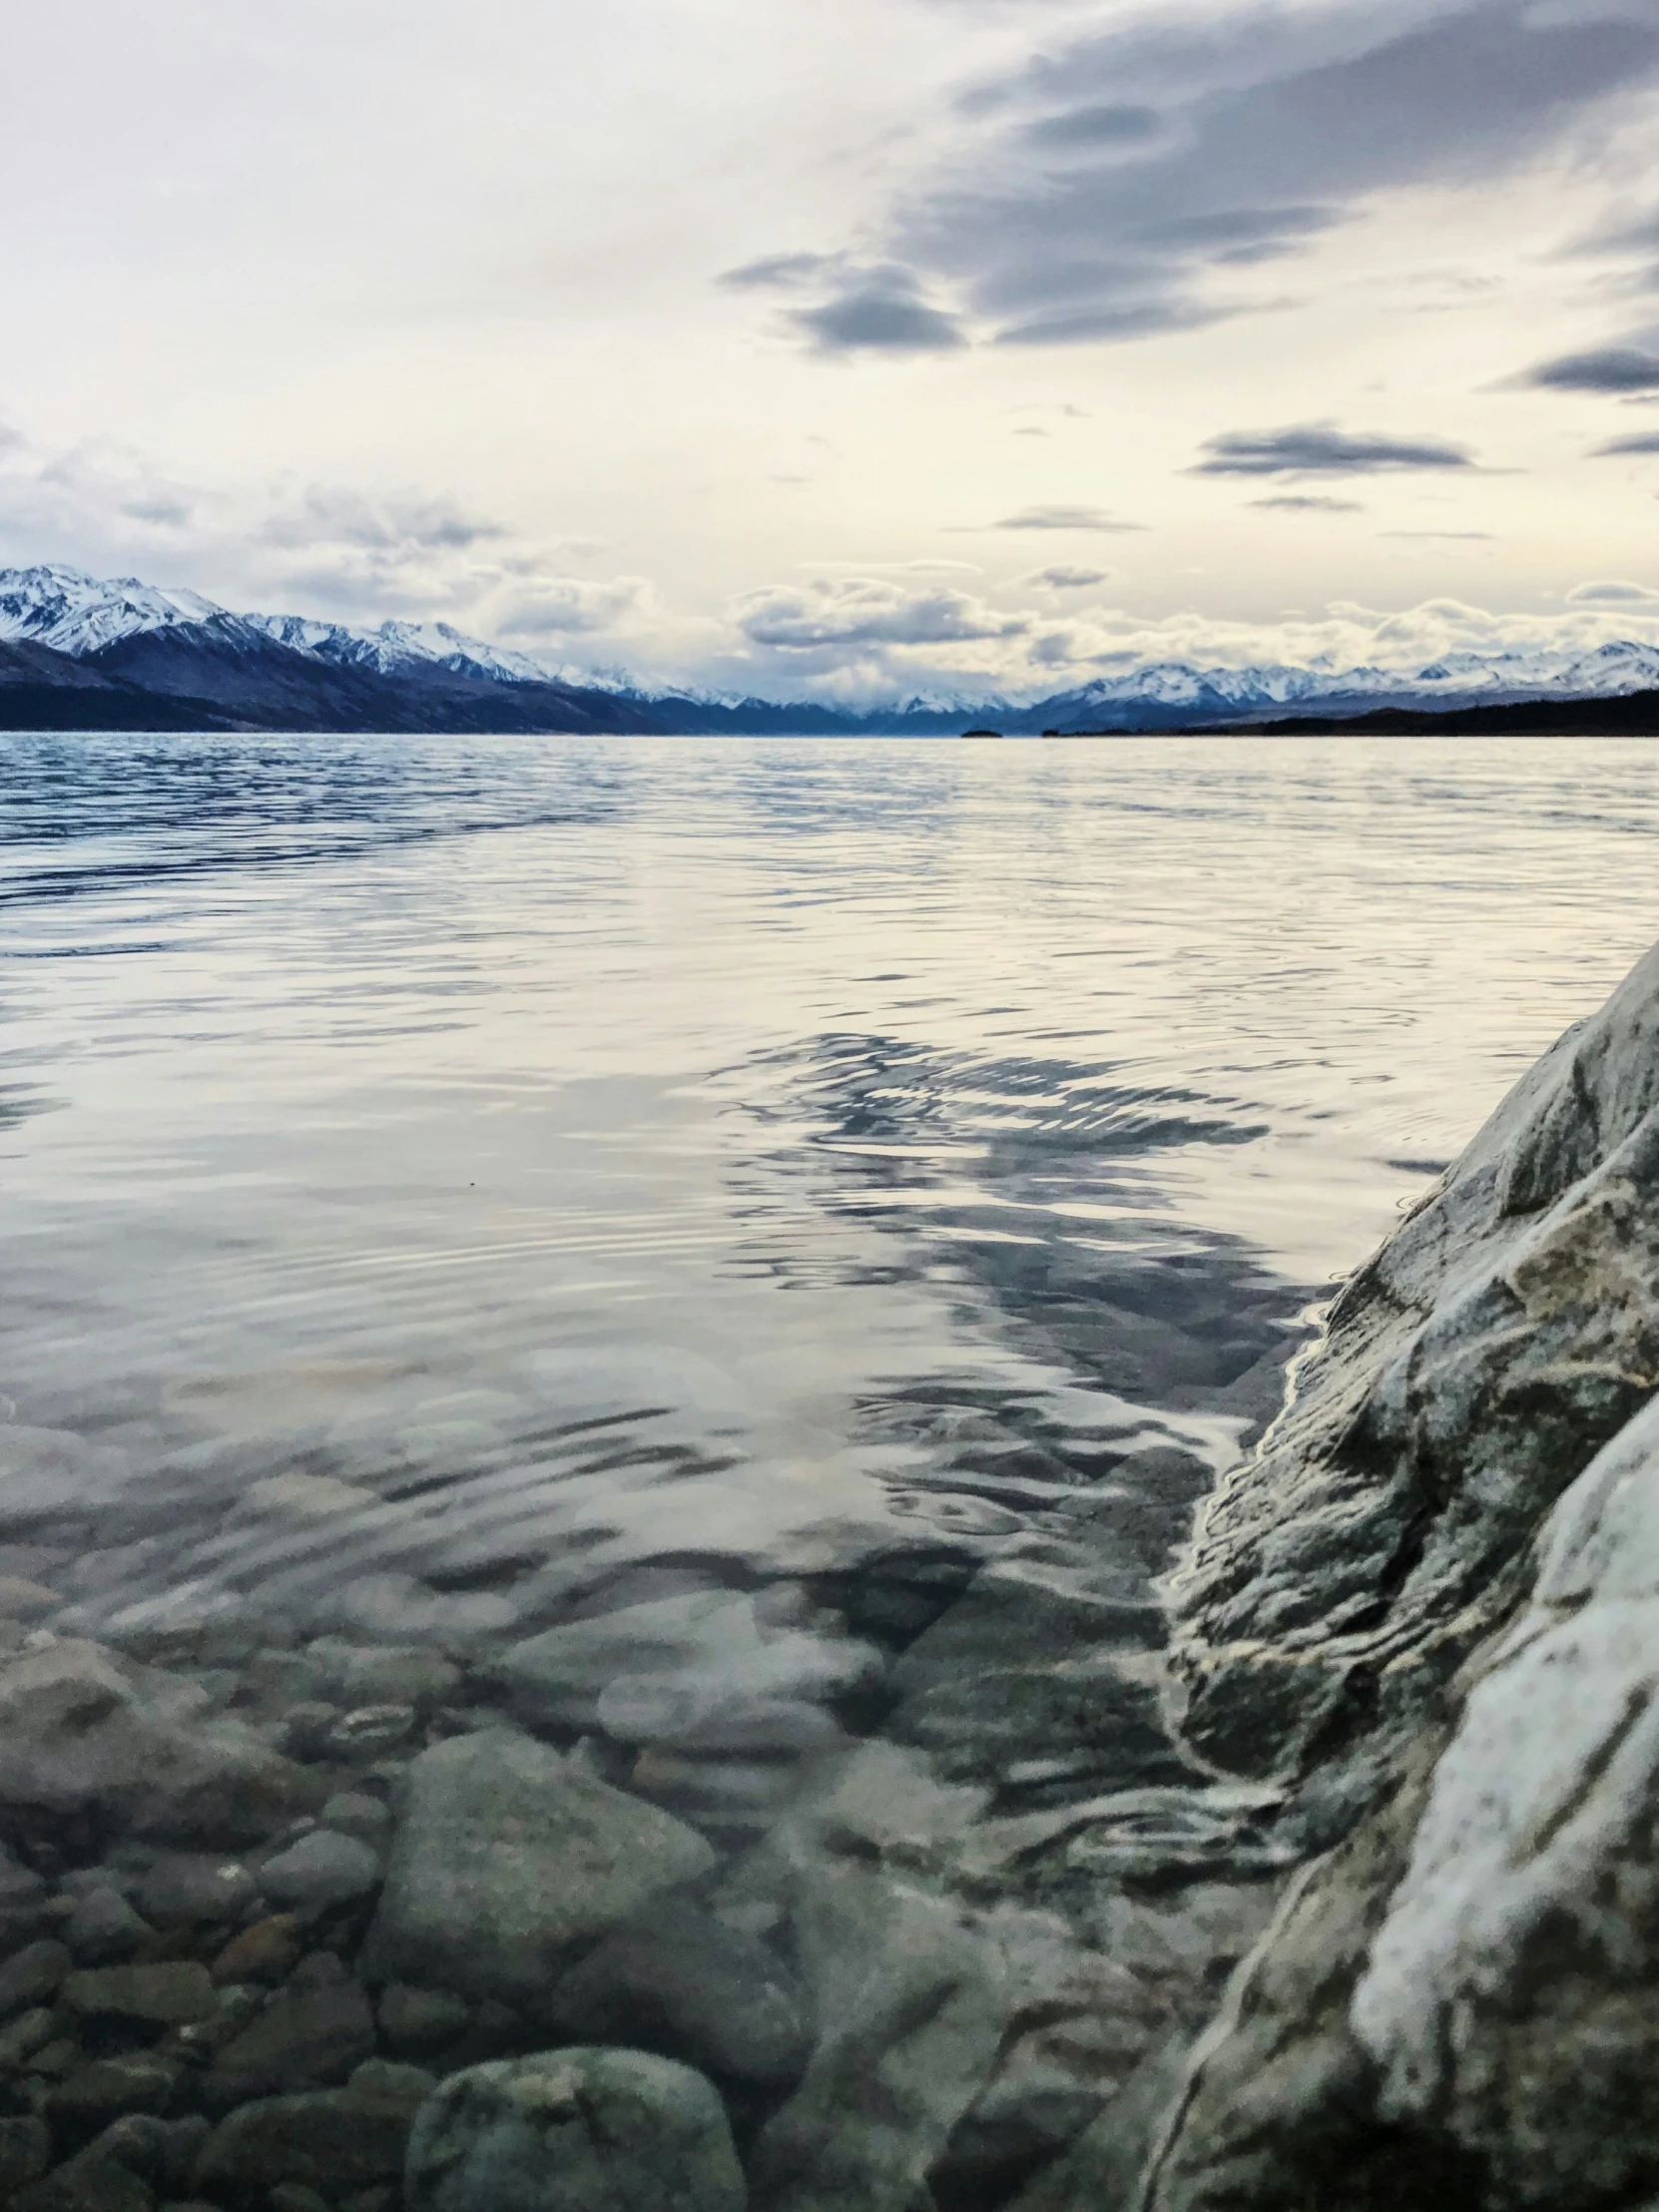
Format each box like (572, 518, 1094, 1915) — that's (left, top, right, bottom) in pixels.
(317, 1792, 393, 1846)
(402, 2047, 746, 2212)
(1139, 941, 1659, 2212)
(0, 1638, 317, 1848)
(358, 1731, 715, 2010)
(66, 1889, 154, 1966)
(209, 1912, 303, 1986)
(377, 1983, 473, 2060)
(1169, 937, 1659, 1810)
(194, 2059, 435, 2193)
(206, 1976, 376, 2099)
(258, 1830, 381, 1911)
(0, 2114, 50, 2190)
(47, 2053, 179, 2132)
(134, 1854, 256, 1929)
(63, 1962, 218, 2027)
(1347, 1388, 1659, 2210)
(306, 1640, 460, 1714)
(0, 1937, 72, 2012)
(548, 1899, 812, 2089)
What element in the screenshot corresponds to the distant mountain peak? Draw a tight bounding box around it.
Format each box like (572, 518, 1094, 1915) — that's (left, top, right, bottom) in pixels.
(2, 558, 1658, 734)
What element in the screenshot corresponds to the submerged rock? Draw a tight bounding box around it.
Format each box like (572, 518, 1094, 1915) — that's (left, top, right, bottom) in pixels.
(403, 2047, 746, 2212)
(500, 1588, 880, 1756)
(0, 1637, 317, 1849)
(206, 1974, 376, 2100)
(258, 1829, 382, 1911)
(358, 1730, 716, 2010)
(547, 1898, 812, 2090)
(195, 2058, 435, 2193)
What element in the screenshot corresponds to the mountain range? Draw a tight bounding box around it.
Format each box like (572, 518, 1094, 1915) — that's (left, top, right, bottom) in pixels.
(3, 562, 1659, 736)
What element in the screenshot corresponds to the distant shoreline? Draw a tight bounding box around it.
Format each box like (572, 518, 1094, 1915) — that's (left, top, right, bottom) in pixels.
(1062, 685, 1659, 739)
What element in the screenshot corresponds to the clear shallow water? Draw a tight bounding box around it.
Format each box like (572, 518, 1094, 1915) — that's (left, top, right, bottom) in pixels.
(2, 730, 1657, 1673)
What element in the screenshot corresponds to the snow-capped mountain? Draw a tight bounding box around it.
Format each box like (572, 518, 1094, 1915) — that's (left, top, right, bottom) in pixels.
(245, 612, 558, 688)
(0, 562, 231, 657)
(0, 563, 663, 735)
(2, 561, 1658, 735)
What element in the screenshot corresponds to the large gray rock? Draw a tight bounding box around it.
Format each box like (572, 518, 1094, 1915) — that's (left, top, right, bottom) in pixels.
(1348, 1388, 1659, 2210)
(403, 2047, 746, 2212)
(359, 1730, 715, 2010)
(0, 1637, 316, 1846)
(1138, 942, 1659, 2212)
(1170, 938, 1659, 1815)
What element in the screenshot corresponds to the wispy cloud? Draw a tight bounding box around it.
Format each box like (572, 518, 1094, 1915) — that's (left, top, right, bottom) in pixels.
(1565, 578, 1659, 604)
(1516, 345, 1659, 392)
(1247, 493, 1367, 512)
(1193, 423, 1476, 477)
(1023, 564, 1112, 588)
(990, 504, 1145, 531)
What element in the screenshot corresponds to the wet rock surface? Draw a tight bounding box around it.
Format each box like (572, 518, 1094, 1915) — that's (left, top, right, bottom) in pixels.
(1142, 939, 1659, 2212)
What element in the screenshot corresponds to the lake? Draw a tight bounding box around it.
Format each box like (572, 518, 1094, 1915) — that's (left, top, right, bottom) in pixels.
(2, 729, 1657, 2197)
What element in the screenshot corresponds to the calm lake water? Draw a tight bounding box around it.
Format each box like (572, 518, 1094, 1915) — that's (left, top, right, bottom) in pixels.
(2, 730, 1657, 1672)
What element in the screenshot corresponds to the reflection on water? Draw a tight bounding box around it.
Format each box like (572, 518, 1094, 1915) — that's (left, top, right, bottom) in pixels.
(2, 731, 1657, 2200)
(2, 731, 1657, 1656)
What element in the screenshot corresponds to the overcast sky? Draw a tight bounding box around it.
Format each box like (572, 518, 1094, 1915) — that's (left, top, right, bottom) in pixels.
(7, 0, 1659, 700)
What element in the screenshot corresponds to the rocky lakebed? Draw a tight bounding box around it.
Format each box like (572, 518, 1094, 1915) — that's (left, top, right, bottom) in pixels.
(4, 936, 1659, 2212)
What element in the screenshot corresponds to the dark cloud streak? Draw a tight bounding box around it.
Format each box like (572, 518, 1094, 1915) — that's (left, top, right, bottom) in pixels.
(1521, 346, 1659, 391)
(1194, 423, 1475, 476)
(751, 0, 1659, 354)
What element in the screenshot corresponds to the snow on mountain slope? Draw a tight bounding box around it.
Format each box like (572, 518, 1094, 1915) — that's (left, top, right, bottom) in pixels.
(3, 563, 1659, 726)
(246, 611, 556, 687)
(0, 563, 228, 657)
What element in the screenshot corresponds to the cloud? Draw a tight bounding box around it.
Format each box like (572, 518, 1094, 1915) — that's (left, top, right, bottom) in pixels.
(1248, 493, 1367, 511)
(732, 576, 1027, 649)
(1193, 422, 1476, 476)
(1020, 102, 1164, 153)
(739, 0, 1659, 352)
(0, 409, 649, 645)
(991, 503, 1145, 530)
(1565, 577, 1659, 602)
(259, 486, 506, 555)
(496, 577, 652, 635)
(1024, 564, 1111, 587)
(718, 252, 834, 290)
(794, 290, 967, 352)
(1517, 344, 1659, 390)
(783, 264, 967, 354)
(1590, 428, 1659, 452)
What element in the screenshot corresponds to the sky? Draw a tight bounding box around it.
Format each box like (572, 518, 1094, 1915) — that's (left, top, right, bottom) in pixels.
(6, 0, 1659, 703)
